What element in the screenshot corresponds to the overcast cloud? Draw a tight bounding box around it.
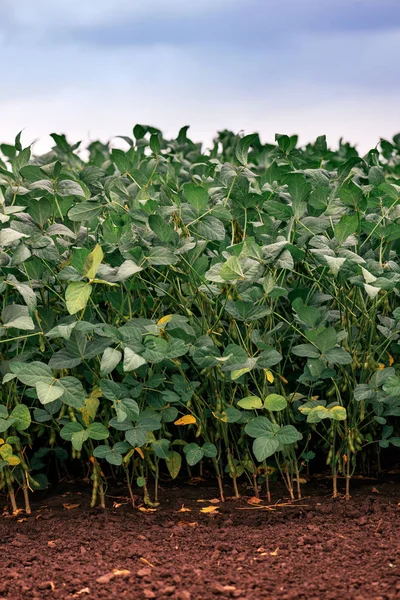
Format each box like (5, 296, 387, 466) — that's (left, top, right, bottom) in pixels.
(0, 0, 399, 154)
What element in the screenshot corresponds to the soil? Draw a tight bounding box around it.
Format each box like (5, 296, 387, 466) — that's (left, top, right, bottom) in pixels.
(1, 478, 400, 600)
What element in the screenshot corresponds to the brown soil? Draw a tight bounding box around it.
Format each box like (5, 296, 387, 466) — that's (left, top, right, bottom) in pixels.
(1, 479, 400, 600)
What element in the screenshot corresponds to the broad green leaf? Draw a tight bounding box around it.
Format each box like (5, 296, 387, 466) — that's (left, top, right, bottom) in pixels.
(335, 214, 358, 246)
(125, 426, 147, 448)
(291, 344, 320, 359)
(71, 429, 89, 451)
(87, 422, 109, 441)
(68, 203, 103, 222)
(11, 362, 53, 386)
(60, 422, 84, 441)
(165, 451, 182, 479)
(253, 435, 279, 462)
(324, 347, 352, 365)
(148, 214, 175, 242)
(235, 133, 257, 165)
(245, 416, 275, 438)
(264, 394, 287, 411)
(151, 438, 170, 459)
(2, 304, 35, 330)
(57, 377, 86, 409)
(36, 380, 64, 405)
(10, 404, 31, 431)
(276, 425, 302, 444)
(202, 442, 217, 458)
(100, 348, 122, 375)
(184, 443, 204, 466)
(184, 183, 209, 211)
(123, 348, 146, 372)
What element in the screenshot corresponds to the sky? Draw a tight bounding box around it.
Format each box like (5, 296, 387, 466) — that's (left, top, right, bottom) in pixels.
(0, 0, 399, 155)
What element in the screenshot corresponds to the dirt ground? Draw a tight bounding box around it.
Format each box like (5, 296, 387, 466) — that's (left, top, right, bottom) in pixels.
(1, 478, 400, 600)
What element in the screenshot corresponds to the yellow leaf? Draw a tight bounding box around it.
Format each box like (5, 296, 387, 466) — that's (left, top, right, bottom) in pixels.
(389, 354, 395, 366)
(6, 455, 20, 466)
(178, 505, 191, 513)
(138, 507, 157, 513)
(89, 387, 103, 400)
(212, 411, 228, 423)
(0, 438, 4, 446)
(80, 396, 100, 426)
(378, 363, 385, 370)
(112, 569, 130, 578)
(0, 443, 12, 459)
(231, 367, 251, 380)
(177, 521, 198, 527)
(135, 447, 144, 459)
(139, 557, 155, 567)
(83, 244, 104, 280)
(247, 497, 262, 505)
(200, 506, 219, 513)
(270, 547, 279, 556)
(157, 314, 174, 326)
(91, 279, 119, 287)
(63, 503, 80, 510)
(174, 415, 197, 426)
(264, 369, 274, 383)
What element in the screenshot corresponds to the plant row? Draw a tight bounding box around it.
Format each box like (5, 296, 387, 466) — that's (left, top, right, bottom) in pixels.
(0, 127, 400, 512)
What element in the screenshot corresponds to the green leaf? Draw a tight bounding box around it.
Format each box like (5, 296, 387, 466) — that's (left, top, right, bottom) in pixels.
(202, 442, 217, 458)
(335, 214, 358, 246)
(10, 404, 31, 431)
(148, 214, 175, 242)
(253, 435, 279, 461)
(245, 416, 275, 438)
(125, 427, 147, 448)
(264, 394, 287, 412)
(68, 203, 103, 222)
(149, 133, 161, 155)
(56, 377, 86, 409)
(196, 216, 226, 241)
(152, 438, 170, 459)
(123, 348, 146, 372)
(100, 348, 122, 376)
(11, 362, 53, 386)
(324, 347, 352, 365)
(184, 443, 204, 466)
(65, 282, 92, 315)
(71, 429, 89, 451)
(184, 183, 209, 211)
(291, 344, 320, 358)
(276, 425, 302, 444)
(220, 256, 244, 281)
(314, 327, 337, 353)
(147, 247, 178, 266)
(60, 422, 84, 441)
(2, 304, 35, 330)
(87, 423, 109, 441)
(165, 451, 182, 479)
(0, 229, 28, 247)
(235, 133, 257, 165)
(36, 380, 64, 405)
(57, 180, 86, 198)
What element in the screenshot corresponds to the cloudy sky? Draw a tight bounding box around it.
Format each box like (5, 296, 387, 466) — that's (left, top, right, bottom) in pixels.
(1, 0, 399, 154)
